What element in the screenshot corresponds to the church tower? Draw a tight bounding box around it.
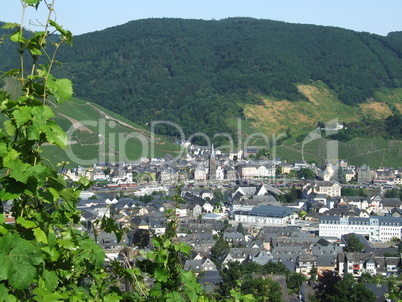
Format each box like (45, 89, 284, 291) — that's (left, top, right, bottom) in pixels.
(209, 144, 216, 181)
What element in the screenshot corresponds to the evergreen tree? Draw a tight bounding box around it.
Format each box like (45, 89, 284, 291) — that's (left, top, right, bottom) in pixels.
(237, 222, 246, 235)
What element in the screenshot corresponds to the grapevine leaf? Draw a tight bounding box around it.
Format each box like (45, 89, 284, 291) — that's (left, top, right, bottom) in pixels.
(32, 287, 65, 302)
(48, 187, 60, 201)
(59, 188, 78, 210)
(156, 249, 168, 264)
(166, 291, 185, 302)
(3, 120, 16, 136)
(0, 284, 17, 302)
(33, 227, 48, 244)
(77, 176, 92, 189)
(0, 225, 8, 235)
(102, 293, 122, 302)
(154, 268, 169, 283)
(41, 122, 67, 148)
(10, 31, 27, 43)
(0, 183, 24, 200)
(163, 239, 171, 248)
(0, 233, 44, 289)
(47, 172, 66, 191)
(49, 20, 72, 45)
(12, 106, 32, 128)
(175, 242, 192, 255)
(46, 77, 73, 102)
(77, 238, 105, 267)
(57, 238, 76, 250)
(42, 270, 59, 292)
(16, 216, 36, 229)
(32, 105, 55, 122)
(152, 237, 161, 248)
(149, 282, 162, 297)
(29, 47, 42, 56)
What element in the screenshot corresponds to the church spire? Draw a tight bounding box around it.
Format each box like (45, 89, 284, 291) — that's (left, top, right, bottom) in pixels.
(210, 143, 215, 159)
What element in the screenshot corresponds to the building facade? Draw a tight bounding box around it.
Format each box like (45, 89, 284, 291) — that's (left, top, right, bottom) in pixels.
(234, 205, 297, 225)
(319, 216, 402, 242)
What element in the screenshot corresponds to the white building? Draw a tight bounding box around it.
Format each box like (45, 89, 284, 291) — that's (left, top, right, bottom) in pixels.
(234, 205, 297, 225)
(303, 181, 341, 198)
(319, 216, 402, 242)
(216, 166, 225, 180)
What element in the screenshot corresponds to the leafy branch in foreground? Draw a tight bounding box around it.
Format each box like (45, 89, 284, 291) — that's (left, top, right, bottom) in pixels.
(0, 2, 255, 301)
(0, 1, 120, 301)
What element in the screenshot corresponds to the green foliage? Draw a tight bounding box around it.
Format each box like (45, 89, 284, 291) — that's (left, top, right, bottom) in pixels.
(341, 187, 358, 196)
(296, 168, 317, 180)
(0, 3, 256, 302)
(236, 223, 245, 235)
(213, 189, 224, 202)
(210, 235, 230, 269)
(0, 18, 397, 143)
(385, 188, 402, 199)
(311, 272, 376, 302)
(276, 185, 301, 203)
(241, 277, 283, 302)
(329, 112, 402, 142)
(0, 2, 123, 300)
(344, 234, 365, 253)
(219, 261, 305, 301)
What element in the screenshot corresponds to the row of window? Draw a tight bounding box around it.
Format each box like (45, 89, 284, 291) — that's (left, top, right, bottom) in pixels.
(321, 221, 400, 226)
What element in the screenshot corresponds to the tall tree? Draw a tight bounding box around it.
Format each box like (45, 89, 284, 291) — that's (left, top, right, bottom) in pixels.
(237, 222, 246, 235)
(344, 234, 365, 252)
(311, 272, 375, 302)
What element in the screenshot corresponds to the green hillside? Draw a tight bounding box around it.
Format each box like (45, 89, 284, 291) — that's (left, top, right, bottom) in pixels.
(0, 76, 182, 167)
(48, 97, 183, 167)
(47, 18, 402, 141)
(243, 81, 402, 167)
(1, 18, 402, 167)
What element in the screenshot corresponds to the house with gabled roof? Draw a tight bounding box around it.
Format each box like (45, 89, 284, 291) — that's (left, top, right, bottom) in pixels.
(148, 219, 166, 235)
(295, 255, 317, 277)
(197, 271, 222, 293)
(316, 254, 337, 276)
(338, 252, 371, 277)
(304, 180, 342, 198)
(223, 232, 246, 247)
(184, 259, 204, 274)
(130, 217, 150, 230)
(221, 247, 266, 268)
(380, 197, 402, 212)
(252, 250, 274, 265)
(232, 186, 257, 199)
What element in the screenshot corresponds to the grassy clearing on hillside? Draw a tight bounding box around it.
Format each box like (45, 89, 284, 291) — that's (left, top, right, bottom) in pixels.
(374, 88, 402, 114)
(41, 98, 183, 167)
(244, 82, 360, 137)
(242, 82, 402, 168)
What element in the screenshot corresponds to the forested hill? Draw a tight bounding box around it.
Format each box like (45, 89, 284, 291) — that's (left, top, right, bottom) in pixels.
(2, 18, 402, 139)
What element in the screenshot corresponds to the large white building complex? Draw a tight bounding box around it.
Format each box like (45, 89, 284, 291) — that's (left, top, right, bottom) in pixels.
(319, 216, 402, 242)
(234, 205, 297, 225)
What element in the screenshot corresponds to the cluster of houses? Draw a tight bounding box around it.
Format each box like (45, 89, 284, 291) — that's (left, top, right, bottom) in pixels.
(63, 143, 402, 192)
(66, 173, 402, 299)
(57, 146, 402, 300)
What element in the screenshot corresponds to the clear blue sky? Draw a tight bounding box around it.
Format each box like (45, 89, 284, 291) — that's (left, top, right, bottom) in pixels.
(2, 0, 402, 36)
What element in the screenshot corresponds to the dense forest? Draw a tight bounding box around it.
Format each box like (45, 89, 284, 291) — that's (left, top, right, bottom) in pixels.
(2, 18, 402, 141)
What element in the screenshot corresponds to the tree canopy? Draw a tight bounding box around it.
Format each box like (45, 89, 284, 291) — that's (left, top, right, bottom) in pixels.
(2, 18, 402, 143)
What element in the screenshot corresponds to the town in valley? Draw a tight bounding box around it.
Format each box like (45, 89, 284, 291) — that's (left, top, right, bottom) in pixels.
(9, 142, 400, 301)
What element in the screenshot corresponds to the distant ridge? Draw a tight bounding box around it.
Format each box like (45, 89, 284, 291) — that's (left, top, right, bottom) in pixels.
(1, 18, 402, 141)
